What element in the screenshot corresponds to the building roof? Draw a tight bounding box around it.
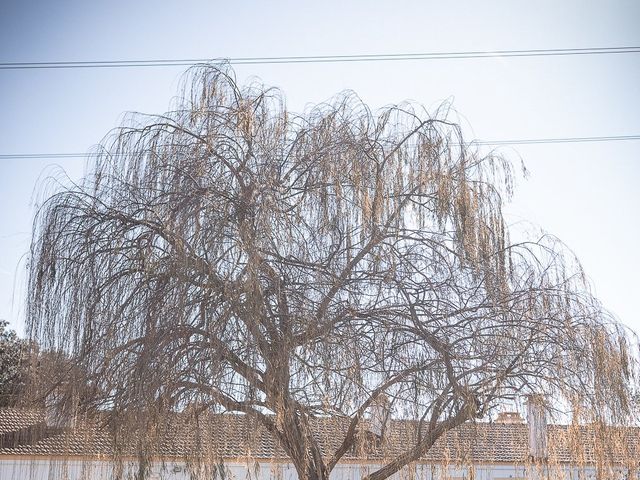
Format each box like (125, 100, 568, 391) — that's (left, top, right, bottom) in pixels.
(0, 408, 43, 436)
(0, 408, 638, 466)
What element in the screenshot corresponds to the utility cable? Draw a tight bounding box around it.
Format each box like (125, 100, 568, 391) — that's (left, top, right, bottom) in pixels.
(1, 46, 639, 70)
(1, 135, 638, 160)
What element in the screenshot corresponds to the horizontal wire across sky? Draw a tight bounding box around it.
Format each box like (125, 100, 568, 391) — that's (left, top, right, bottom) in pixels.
(2, 45, 637, 161)
(1, 135, 639, 161)
(1, 46, 639, 70)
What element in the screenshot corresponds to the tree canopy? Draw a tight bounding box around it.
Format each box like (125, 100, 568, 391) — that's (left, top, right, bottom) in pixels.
(0, 320, 29, 406)
(27, 65, 637, 480)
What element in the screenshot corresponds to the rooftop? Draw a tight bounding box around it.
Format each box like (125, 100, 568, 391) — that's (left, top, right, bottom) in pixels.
(0, 408, 637, 466)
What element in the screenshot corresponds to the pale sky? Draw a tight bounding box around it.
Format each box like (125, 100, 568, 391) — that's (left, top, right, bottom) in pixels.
(0, 1, 638, 335)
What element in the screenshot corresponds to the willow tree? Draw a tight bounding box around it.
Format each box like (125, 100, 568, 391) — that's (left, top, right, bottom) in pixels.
(27, 65, 636, 480)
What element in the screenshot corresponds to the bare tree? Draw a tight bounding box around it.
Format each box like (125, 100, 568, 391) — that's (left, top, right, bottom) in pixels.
(26, 65, 637, 480)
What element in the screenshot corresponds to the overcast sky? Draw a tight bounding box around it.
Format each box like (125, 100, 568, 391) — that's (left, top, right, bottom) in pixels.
(0, 1, 638, 335)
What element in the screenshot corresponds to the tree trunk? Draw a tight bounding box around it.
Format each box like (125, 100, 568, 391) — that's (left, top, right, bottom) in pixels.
(301, 462, 330, 480)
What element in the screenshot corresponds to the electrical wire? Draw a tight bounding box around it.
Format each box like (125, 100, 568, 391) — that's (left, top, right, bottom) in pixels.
(1, 46, 639, 70)
(1, 135, 638, 161)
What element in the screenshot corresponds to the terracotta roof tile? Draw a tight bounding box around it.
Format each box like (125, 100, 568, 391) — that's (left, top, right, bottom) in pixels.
(0, 408, 44, 435)
(0, 409, 637, 465)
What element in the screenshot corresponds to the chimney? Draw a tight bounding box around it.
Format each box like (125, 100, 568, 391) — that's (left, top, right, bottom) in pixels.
(527, 395, 547, 461)
(368, 394, 390, 439)
(495, 411, 524, 424)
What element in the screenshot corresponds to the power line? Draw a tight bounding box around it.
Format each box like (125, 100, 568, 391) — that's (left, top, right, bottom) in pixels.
(474, 135, 640, 146)
(1, 135, 638, 161)
(1, 46, 639, 70)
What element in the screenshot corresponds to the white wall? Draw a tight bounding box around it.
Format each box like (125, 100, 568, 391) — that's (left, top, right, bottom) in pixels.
(0, 458, 634, 480)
